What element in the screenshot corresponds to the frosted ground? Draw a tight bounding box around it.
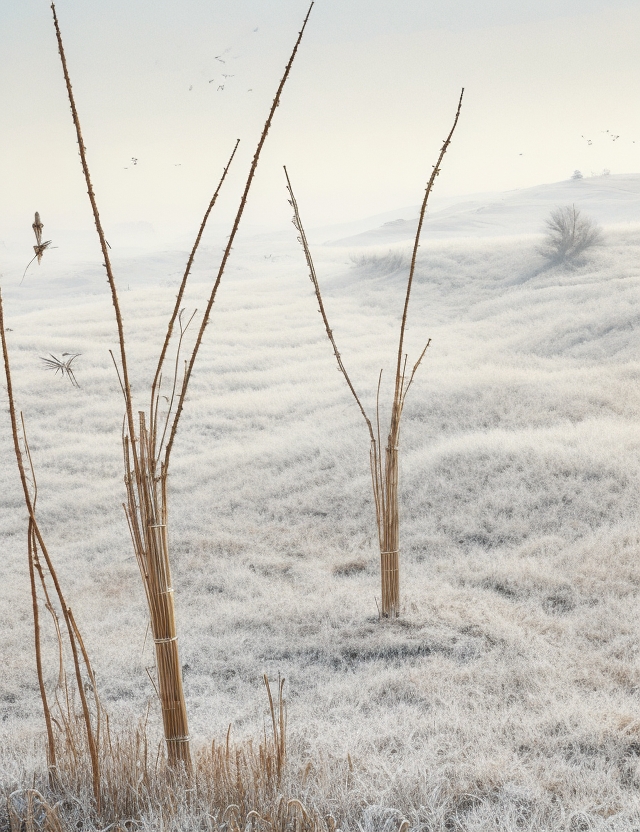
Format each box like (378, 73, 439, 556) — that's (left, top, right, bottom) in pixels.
(2, 173, 640, 829)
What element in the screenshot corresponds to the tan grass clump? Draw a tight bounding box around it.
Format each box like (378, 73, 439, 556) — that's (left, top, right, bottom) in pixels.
(4, 678, 339, 832)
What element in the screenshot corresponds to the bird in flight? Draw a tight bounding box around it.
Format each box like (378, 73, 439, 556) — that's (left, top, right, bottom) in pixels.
(21, 212, 53, 284)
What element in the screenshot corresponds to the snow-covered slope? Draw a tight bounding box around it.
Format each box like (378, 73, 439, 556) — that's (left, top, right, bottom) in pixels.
(1, 178, 640, 826)
(322, 172, 640, 245)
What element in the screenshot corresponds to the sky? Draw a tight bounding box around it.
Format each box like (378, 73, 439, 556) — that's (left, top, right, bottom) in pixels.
(1, 0, 640, 245)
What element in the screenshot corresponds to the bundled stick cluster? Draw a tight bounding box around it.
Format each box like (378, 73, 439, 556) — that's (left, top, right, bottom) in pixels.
(49, 0, 313, 770)
(0, 0, 313, 790)
(284, 88, 463, 617)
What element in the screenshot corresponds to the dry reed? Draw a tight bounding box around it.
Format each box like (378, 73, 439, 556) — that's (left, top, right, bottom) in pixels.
(49, 0, 314, 770)
(284, 88, 464, 617)
(0, 291, 101, 808)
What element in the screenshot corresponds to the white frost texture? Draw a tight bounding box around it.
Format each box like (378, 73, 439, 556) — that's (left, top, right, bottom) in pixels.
(2, 173, 640, 828)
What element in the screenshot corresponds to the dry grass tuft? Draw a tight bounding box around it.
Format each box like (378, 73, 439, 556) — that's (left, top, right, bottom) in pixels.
(332, 558, 368, 577)
(350, 249, 410, 276)
(2, 678, 341, 832)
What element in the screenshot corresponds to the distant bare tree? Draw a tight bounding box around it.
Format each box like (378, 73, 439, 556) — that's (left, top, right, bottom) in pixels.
(539, 204, 603, 264)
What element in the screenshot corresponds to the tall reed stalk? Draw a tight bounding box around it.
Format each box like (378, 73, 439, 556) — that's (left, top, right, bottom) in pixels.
(285, 88, 463, 617)
(50, 1, 313, 769)
(0, 291, 102, 807)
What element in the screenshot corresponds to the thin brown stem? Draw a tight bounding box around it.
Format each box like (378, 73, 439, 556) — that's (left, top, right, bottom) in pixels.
(28, 520, 57, 775)
(393, 88, 464, 417)
(400, 338, 431, 411)
(51, 3, 137, 470)
(0, 288, 101, 806)
(375, 370, 385, 531)
(149, 139, 240, 438)
(68, 607, 102, 755)
(20, 253, 39, 285)
(156, 310, 197, 462)
(163, 2, 314, 472)
(284, 166, 375, 443)
(109, 350, 127, 402)
(32, 548, 65, 690)
(23, 415, 56, 773)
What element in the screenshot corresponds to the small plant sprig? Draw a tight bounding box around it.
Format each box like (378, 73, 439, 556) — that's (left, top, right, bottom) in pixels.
(21, 212, 54, 284)
(40, 353, 81, 387)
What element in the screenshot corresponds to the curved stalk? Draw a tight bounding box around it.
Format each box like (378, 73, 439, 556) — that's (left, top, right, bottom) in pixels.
(0, 290, 101, 807)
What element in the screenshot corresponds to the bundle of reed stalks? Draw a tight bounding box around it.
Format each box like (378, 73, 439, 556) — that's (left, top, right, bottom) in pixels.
(284, 88, 464, 617)
(48, 0, 314, 770)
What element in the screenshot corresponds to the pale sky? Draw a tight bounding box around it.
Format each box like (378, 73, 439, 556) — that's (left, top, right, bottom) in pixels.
(1, 0, 639, 242)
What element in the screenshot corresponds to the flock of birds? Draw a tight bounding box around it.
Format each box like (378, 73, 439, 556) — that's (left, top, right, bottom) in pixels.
(581, 130, 636, 146)
(120, 26, 259, 171)
(514, 129, 637, 160)
(189, 28, 259, 95)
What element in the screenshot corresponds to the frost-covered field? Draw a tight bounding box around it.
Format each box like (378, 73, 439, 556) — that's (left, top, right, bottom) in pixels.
(2, 175, 640, 829)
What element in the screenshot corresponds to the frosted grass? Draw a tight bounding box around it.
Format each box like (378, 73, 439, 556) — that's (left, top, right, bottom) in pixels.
(1, 206, 640, 827)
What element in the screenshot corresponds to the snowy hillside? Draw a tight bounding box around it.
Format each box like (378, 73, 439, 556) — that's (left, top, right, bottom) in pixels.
(1, 175, 640, 827)
(321, 172, 640, 245)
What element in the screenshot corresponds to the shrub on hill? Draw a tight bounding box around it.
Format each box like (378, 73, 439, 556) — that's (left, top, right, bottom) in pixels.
(539, 204, 603, 265)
